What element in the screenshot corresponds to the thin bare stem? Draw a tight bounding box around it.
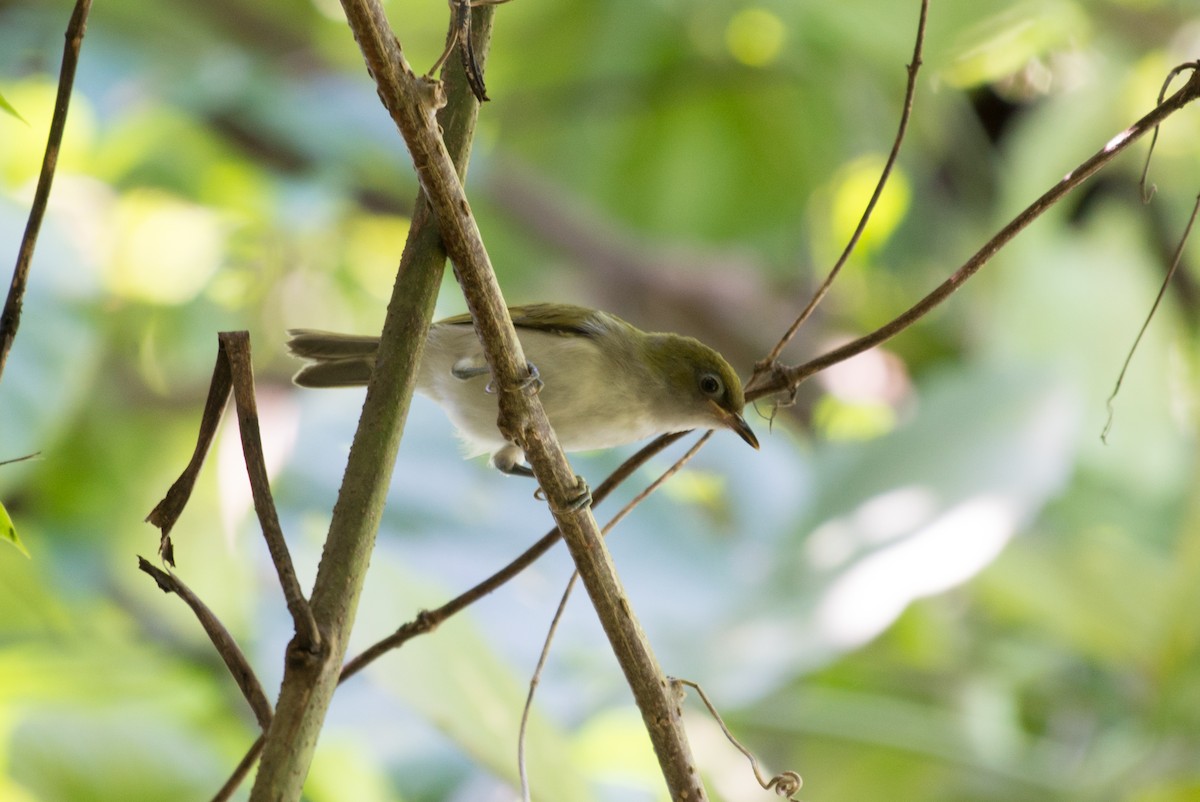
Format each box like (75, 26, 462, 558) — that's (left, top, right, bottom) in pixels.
(339, 432, 683, 682)
(138, 558, 274, 732)
(518, 572, 576, 802)
(212, 737, 264, 802)
(1138, 62, 1195, 203)
(754, 0, 928, 378)
(517, 432, 713, 800)
(671, 678, 802, 800)
(1103, 192, 1200, 441)
(749, 63, 1200, 404)
(221, 332, 320, 650)
(0, 0, 92, 382)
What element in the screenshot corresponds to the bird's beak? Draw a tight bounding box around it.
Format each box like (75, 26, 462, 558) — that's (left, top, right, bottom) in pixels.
(710, 401, 760, 450)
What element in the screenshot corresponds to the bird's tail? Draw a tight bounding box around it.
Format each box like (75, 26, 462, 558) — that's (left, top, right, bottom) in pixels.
(286, 329, 379, 387)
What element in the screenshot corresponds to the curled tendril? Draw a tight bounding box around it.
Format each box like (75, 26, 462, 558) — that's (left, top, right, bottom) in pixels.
(1140, 61, 1200, 203)
(669, 677, 804, 801)
(767, 770, 804, 797)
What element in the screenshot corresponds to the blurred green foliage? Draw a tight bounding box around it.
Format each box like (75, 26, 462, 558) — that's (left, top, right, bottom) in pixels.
(1, 0, 1199, 800)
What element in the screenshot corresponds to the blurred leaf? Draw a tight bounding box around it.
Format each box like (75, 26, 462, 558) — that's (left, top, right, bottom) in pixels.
(0, 501, 28, 558)
(0, 89, 26, 124)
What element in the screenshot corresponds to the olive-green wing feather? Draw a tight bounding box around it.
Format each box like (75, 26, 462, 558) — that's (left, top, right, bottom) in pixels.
(436, 304, 616, 338)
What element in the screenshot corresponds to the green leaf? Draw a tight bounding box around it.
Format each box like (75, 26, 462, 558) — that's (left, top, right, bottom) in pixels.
(0, 89, 27, 124)
(0, 501, 30, 558)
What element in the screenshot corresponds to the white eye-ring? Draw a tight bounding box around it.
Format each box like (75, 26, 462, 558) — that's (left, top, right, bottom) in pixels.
(699, 373, 723, 397)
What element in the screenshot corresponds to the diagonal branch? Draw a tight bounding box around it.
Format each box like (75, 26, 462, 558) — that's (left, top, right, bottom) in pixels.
(330, 1, 708, 798)
(749, 62, 1200, 403)
(752, 0, 929, 380)
(220, 332, 321, 651)
(146, 332, 319, 650)
(248, 5, 497, 799)
(138, 557, 274, 732)
(0, 0, 92, 383)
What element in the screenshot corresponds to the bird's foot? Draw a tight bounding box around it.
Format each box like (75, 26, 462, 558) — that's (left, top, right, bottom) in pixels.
(534, 475, 592, 513)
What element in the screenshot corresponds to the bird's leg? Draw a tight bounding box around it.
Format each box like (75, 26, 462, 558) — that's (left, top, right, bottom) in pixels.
(517, 361, 543, 395)
(561, 475, 592, 512)
(534, 475, 592, 512)
(492, 444, 534, 477)
(450, 358, 490, 381)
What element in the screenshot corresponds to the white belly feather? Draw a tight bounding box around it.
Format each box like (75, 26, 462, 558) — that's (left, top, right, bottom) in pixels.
(417, 327, 663, 459)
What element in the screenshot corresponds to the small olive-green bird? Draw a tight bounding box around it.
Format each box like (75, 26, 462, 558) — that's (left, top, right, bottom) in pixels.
(287, 303, 759, 475)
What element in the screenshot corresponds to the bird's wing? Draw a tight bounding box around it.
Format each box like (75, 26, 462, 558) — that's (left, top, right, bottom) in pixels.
(436, 304, 613, 338)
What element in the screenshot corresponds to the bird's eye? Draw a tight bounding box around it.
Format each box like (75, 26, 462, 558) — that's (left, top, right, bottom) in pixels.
(699, 373, 723, 397)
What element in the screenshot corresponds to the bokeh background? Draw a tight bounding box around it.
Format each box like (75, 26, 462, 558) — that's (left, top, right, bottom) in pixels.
(2, 0, 1200, 800)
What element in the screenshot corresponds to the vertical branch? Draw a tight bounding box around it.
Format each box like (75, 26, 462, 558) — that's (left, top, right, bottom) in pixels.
(0, 0, 92, 381)
(331, 0, 710, 797)
(220, 332, 320, 650)
(248, 7, 497, 800)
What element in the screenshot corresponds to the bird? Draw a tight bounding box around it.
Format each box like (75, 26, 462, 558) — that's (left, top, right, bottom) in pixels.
(287, 303, 759, 475)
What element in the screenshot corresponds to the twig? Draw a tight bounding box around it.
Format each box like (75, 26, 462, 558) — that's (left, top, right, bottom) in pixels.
(0, 0, 92, 382)
(248, 3, 496, 798)
(212, 737, 264, 802)
(138, 557, 274, 732)
(1137, 63, 1196, 203)
(671, 678, 802, 800)
(518, 574, 575, 802)
(518, 432, 713, 800)
(339, 432, 684, 682)
(221, 332, 321, 651)
(146, 332, 319, 652)
(0, 452, 40, 467)
(752, 0, 928, 382)
(145, 340, 234, 563)
(749, 62, 1200, 404)
(331, 1, 711, 797)
(1103, 192, 1200, 442)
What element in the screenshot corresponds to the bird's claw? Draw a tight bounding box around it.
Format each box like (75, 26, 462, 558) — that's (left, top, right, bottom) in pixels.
(534, 475, 591, 513)
(519, 361, 543, 395)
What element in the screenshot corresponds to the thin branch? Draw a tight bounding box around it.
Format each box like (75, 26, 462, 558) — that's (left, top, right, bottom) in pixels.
(146, 337, 235, 565)
(220, 332, 320, 651)
(753, 0, 928, 378)
(749, 62, 1200, 404)
(0, 452, 40, 467)
(147, 332, 319, 651)
(329, 1, 710, 796)
(518, 573, 575, 802)
(1103, 191, 1200, 441)
(671, 678, 803, 800)
(212, 737, 264, 802)
(138, 557, 274, 732)
(1138, 62, 1196, 203)
(0, 0, 92, 383)
(518, 432, 713, 800)
(248, 3, 496, 798)
(339, 432, 683, 681)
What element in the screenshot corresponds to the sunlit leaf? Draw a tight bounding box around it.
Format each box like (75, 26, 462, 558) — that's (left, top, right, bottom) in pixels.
(0, 501, 29, 558)
(0, 89, 27, 124)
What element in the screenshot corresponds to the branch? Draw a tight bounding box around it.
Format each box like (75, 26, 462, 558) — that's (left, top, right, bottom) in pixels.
(138, 557, 274, 732)
(247, 5, 495, 799)
(753, 0, 928, 376)
(749, 62, 1200, 403)
(329, 1, 708, 797)
(0, 0, 92, 382)
(146, 332, 319, 650)
(339, 431, 684, 681)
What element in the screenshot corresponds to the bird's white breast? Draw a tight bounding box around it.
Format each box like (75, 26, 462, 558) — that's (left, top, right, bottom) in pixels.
(416, 326, 665, 457)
